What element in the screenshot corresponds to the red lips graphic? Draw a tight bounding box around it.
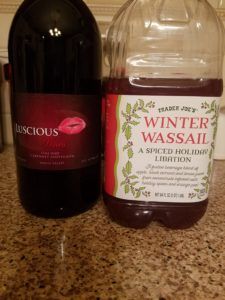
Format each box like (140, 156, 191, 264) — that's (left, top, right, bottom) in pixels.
(58, 117, 86, 135)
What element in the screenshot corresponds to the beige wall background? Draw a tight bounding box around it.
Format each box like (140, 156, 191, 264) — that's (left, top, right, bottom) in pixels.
(1, 0, 225, 146)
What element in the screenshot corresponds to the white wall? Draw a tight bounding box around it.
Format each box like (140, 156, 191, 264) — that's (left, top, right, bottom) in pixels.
(0, 13, 14, 144)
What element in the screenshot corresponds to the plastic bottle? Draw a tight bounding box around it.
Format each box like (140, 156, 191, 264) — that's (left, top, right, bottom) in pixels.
(103, 0, 224, 229)
(8, 0, 102, 218)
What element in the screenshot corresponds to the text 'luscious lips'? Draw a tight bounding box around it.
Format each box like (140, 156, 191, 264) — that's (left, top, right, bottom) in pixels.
(58, 117, 86, 135)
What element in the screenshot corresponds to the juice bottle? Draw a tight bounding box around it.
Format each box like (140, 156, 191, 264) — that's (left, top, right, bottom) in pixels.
(103, 0, 224, 229)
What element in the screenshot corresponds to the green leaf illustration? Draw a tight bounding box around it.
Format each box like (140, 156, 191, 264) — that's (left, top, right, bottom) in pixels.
(123, 143, 130, 151)
(129, 175, 138, 179)
(130, 121, 140, 126)
(131, 188, 136, 196)
(211, 101, 216, 109)
(125, 126, 132, 140)
(120, 99, 153, 199)
(146, 101, 155, 108)
(130, 181, 139, 186)
(209, 149, 213, 159)
(122, 112, 128, 118)
(128, 148, 133, 159)
(125, 185, 130, 194)
(139, 187, 145, 191)
(134, 102, 139, 111)
(132, 113, 141, 119)
(122, 167, 127, 177)
(136, 191, 141, 198)
(126, 161, 132, 175)
(207, 163, 212, 178)
(139, 99, 145, 108)
(126, 103, 132, 114)
(122, 122, 128, 132)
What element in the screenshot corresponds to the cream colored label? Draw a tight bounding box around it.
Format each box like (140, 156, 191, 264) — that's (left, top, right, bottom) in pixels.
(114, 95, 220, 203)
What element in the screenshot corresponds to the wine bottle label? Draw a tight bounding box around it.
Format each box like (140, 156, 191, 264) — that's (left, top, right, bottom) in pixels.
(105, 94, 220, 203)
(13, 93, 101, 170)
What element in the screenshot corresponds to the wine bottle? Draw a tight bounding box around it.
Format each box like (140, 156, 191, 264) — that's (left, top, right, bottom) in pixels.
(8, 0, 102, 218)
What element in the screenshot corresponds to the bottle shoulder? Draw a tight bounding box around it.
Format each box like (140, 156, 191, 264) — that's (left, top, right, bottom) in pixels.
(9, 0, 99, 37)
(106, 0, 224, 79)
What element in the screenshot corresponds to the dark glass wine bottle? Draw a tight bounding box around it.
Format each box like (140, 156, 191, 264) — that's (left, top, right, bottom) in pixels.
(8, 0, 102, 218)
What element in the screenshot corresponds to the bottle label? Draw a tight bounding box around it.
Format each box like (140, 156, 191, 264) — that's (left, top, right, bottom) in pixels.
(105, 94, 220, 203)
(13, 93, 101, 170)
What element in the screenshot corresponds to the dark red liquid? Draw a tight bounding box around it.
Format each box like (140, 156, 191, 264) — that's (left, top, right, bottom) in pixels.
(104, 78, 223, 229)
(8, 0, 102, 218)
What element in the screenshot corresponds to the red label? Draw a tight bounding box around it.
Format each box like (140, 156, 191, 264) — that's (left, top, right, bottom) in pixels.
(104, 94, 118, 195)
(12, 93, 101, 170)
